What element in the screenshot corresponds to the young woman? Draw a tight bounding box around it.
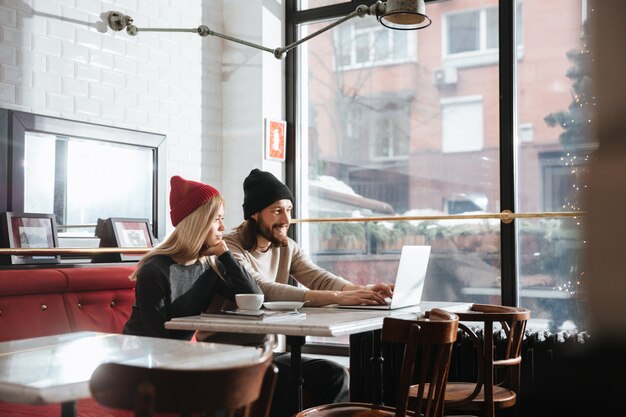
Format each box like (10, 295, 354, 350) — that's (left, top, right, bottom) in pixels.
(123, 175, 262, 340)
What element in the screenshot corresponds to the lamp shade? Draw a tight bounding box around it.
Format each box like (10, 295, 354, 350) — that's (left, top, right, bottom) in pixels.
(378, 0, 432, 30)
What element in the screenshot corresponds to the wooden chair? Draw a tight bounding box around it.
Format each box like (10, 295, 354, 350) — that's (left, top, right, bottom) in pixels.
(409, 304, 530, 417)
(89, 340, 277, 417)
(295, 308, 459, 417)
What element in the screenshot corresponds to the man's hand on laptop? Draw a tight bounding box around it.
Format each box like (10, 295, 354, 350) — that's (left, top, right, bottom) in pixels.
(304, 288, 389, 306)
(366, 282, 394, 298)
(343, 282, 394, 298)
(335, 289, 389, 306)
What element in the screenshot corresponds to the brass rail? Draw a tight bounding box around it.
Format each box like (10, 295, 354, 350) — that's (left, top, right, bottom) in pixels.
(291, 210, 585, 225)
(0, 247, 151, 255)
(1, 210, 584, 255)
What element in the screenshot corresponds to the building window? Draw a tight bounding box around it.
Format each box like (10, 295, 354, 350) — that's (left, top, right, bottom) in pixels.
(441, 97, 484, 153)
(371, 117, 410, 159)
(336, 18, 415, 69)
(519, 123, 534, 142)
(446, 8, 497, 55)
(347, 100, 410, 160)
(540, 150, 593, 212)
(444, 4, 523, 68)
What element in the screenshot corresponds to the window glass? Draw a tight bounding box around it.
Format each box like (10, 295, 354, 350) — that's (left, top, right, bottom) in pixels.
(24, 133, 56, 214)
(298, 0, 501, 312)
(296, 0, 591, 334)
(298, 0, 347, 10)
(516, 0, 595, 330)
(24, 133, 154, 235)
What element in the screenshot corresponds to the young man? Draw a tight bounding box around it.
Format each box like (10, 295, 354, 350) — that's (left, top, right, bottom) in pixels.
(223, 169, 394, 417)
(224, 168, 394, 306)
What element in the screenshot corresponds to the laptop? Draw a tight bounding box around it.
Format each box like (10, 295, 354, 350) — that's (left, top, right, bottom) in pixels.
(338, 245, 431, 310)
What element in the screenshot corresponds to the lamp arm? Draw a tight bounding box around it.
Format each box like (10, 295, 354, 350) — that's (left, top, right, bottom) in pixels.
(119, 24, 277, 55)
(203, 28, 277, 55)
(106, 4, 377, 60)
(275, 4, 372, 59)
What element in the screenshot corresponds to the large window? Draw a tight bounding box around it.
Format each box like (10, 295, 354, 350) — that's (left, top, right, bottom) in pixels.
(291, 0, 594, 336)
(0, 110, 166, 239)
(24, 133, 154, 228)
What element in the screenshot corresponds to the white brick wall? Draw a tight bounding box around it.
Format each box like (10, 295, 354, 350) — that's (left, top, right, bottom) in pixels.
(0, 0, 284, 231)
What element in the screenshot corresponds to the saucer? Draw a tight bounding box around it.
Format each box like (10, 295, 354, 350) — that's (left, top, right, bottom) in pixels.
(263, 301, 305, 311)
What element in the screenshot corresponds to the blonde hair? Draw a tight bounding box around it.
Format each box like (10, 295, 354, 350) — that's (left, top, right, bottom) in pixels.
(130, 195, 225, 281)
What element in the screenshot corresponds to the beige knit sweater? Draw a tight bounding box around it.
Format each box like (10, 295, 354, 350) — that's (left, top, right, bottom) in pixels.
(224, 230, 351, 301)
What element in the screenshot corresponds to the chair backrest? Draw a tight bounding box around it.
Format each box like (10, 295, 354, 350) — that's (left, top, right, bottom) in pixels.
(452, 304, 531, 413)
(382, 308, 459, 417)
(89, 341, 276, 417)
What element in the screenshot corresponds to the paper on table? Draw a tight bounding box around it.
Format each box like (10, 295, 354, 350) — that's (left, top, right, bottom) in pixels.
(201, 310, 306, 322)
(221, 309, 265, 317)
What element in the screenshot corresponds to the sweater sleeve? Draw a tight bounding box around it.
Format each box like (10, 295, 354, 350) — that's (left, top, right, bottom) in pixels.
(289, 242, 352, 291)
(134, 261, 172, 338)
(213, 251, 263, 300)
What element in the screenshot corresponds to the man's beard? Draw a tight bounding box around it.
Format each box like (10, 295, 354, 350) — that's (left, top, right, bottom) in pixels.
(256, 217, 289, 247)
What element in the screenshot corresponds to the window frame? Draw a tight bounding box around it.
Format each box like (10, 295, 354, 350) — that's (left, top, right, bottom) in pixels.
(0, 109, 166, 239)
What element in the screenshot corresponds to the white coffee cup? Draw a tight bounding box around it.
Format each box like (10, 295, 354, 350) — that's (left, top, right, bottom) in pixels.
(235, 293, 264, 310)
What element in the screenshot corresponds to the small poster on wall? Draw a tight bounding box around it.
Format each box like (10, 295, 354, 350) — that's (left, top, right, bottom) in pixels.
(265, 119, 286, 161)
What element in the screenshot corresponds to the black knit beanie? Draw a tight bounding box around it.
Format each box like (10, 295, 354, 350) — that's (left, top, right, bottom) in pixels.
(242, 169, 294, 219)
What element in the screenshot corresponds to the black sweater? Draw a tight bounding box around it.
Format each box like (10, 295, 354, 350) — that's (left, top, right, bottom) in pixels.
(123, 251, 262, 340)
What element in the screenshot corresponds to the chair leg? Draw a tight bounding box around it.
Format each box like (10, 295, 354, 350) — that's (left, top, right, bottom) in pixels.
(135, 381, 155, 417)
(484, 326, 494, 417)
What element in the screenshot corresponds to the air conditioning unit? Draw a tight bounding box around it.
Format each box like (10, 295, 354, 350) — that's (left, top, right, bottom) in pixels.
(432, 67, 458, 86)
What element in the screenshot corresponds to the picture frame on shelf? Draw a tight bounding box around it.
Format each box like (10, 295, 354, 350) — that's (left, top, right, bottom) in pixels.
(95, 217, 156, 262)
(0, 212, 60, 265)
(264, 118, 286, 162)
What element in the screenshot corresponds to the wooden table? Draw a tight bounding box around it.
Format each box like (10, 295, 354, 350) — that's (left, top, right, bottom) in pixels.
(0, 331, 264, 417)
(166, 301, 471, 410)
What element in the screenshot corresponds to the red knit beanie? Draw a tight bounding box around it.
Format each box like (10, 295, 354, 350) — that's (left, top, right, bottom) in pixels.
(169, 175, 220, 227)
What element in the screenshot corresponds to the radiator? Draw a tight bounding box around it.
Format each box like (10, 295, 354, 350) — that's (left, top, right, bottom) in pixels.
(349, 328, 591, 409)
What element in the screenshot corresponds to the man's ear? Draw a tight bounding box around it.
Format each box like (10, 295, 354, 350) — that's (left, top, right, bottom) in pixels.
(250, 212, 259, 221)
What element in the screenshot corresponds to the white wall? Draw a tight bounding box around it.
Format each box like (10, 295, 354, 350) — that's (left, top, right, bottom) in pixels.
(222, 0, 285, 229)
(0, 0, 285, 232)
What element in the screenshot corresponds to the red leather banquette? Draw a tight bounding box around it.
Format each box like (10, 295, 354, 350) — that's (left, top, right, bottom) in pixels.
(0, 265, 136, 417)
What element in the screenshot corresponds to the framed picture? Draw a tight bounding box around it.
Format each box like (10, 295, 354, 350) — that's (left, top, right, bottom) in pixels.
(0, 212, 60, 265)
(265, 118, 286, 161)
(95, 217, 155, 262)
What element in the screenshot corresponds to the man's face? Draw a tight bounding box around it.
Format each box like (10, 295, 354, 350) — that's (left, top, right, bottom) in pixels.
(253, 199, 292, 247)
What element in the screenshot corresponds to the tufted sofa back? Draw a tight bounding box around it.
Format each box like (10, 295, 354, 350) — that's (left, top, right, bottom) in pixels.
(0, 266, 136, 342)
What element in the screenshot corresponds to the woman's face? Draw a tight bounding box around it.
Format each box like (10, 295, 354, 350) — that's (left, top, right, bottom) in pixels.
(204, 204, 225, 247)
